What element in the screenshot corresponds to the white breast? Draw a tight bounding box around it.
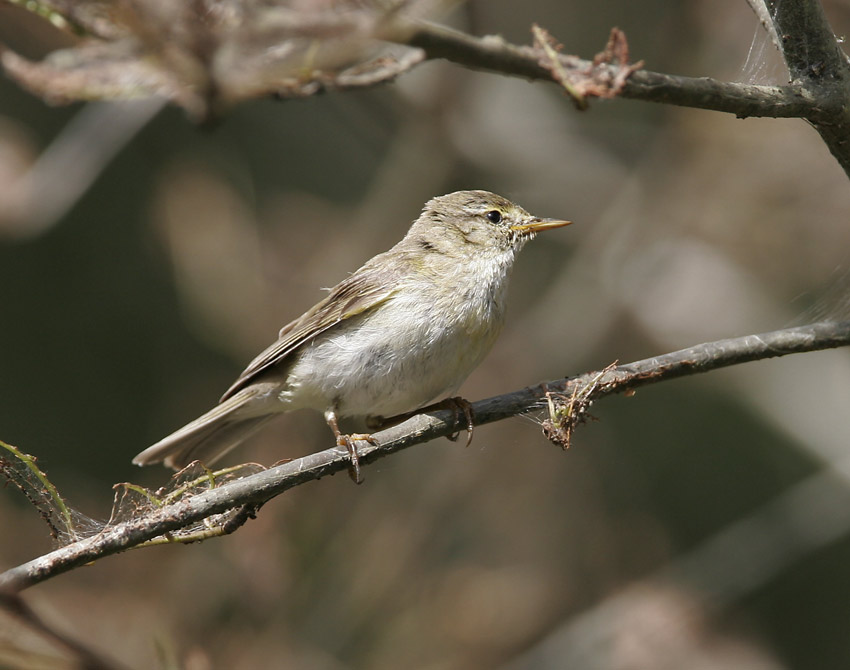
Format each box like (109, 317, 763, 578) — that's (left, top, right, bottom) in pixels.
(282, 250, 515, 418)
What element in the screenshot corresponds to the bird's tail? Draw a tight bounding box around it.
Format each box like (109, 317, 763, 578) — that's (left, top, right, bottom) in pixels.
(133, 385, 278, 470)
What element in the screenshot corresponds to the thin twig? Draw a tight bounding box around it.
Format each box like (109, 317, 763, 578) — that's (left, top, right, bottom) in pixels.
(744, 0, 782, 54)
(1, 320, 849, 594)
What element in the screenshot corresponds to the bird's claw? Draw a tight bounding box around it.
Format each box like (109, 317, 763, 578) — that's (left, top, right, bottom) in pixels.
(337, 433, 376, 484)
(442, 396, 475, 447)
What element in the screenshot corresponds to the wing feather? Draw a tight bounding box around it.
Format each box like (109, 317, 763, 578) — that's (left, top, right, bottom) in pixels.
(220, 265, 400, 401)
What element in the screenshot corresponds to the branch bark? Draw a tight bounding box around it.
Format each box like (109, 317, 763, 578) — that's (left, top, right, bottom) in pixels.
(398, 8, 850, 175)
(403, 21, 811, 119)
(2, 319, 849, 594)
(763, 0, 850, 175)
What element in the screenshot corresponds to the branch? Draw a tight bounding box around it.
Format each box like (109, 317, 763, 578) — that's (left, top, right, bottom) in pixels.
(745, 0, 782, 54)
(7, 2, 850, 174)
(766, 0, 849, 81)
(402, 21, 811, 119)
(0, 6, 820, 121)
(2, 320, 849, 593)
(762, 0, 850, 174)
(401, 11, 850, 176)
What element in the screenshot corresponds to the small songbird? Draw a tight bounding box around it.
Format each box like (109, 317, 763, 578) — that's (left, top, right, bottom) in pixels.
(133, 190, 571, 481)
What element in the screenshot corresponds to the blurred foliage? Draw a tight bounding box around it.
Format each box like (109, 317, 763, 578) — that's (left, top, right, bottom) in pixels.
(2, 0, 850, 669)
(0, 0, 438, 118)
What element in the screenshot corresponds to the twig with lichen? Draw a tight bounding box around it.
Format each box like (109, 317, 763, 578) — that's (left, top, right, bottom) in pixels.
(1, 320, 849, 593)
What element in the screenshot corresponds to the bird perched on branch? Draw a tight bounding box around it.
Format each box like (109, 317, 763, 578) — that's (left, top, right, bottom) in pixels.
(133, 190, 571, 482)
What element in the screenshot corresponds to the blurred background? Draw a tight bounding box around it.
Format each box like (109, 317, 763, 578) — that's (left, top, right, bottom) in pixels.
(2, 0, 850, 668)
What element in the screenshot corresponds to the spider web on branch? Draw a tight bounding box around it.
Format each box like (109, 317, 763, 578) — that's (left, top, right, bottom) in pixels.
(1, 438, 266, 548)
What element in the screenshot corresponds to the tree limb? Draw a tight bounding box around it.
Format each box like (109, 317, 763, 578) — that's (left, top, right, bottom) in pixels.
(399, 11, 850, 175)
(402, 20, 812, 119)
(2, 319, 849, 594)
(761, 0, 850, 173)
(0, 6, 826, 122)
(766, 0, 849, 81)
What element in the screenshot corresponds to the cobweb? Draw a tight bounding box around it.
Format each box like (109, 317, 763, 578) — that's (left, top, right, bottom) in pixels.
(740, 0, 787, 85)
(108, 462, 267, 545)
(1, 440, 265, 548)
(0, 442, 99, 545)
(740, 0, 850, 325)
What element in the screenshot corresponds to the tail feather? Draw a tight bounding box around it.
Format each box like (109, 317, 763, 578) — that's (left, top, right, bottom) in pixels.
(133, 386, 278, 470)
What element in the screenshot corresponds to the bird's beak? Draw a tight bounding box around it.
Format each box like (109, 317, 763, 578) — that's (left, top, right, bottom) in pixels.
(510, 218, 572, 234)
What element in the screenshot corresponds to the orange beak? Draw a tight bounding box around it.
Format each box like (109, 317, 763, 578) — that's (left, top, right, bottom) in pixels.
(510, 218, 572, 234)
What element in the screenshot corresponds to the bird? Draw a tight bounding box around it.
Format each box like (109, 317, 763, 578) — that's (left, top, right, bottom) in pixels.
(133, 190, 571, 481)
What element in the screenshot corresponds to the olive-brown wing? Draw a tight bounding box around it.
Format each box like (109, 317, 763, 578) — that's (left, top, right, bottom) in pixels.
(220, 266, 400, 401)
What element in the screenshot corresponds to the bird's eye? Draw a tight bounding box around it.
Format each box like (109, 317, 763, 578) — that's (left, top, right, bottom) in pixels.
(486, 210, 502, 224)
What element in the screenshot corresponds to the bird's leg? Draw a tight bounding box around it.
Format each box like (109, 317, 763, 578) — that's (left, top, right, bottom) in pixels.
(324, 408, 375, 484)
(370, 396, 475, 447)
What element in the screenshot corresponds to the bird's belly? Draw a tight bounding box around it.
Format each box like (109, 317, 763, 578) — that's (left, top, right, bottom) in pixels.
(282, 297, 503, 417)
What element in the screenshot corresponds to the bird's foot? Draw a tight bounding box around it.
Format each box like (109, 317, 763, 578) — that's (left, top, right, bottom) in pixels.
(371, 396, 475, 447)
(336, 433, 376, 485)
(438, 396, 475, 447)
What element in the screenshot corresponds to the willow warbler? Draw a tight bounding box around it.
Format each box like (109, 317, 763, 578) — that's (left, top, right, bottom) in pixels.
(133, 190, 571, 480)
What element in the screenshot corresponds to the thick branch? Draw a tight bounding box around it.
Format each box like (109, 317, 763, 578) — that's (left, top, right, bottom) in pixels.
(1, 320, 849, 593)
(766, 0, 849, 82)
(762, 0, 850, 174)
